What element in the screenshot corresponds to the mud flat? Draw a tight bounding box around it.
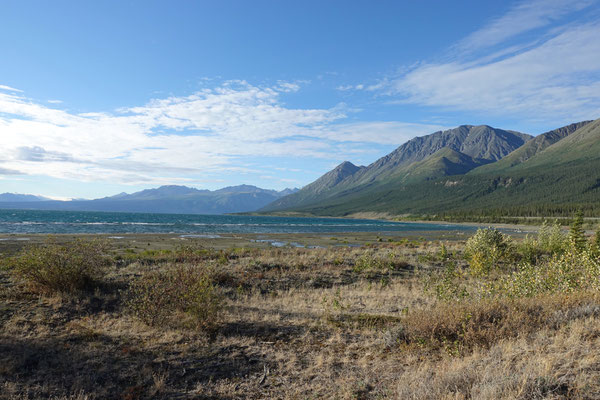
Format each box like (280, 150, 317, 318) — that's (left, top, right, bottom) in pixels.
(0, 227, 492, 256)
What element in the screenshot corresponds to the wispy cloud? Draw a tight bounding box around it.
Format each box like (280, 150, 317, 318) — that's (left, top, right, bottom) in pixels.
(337, 84, 365, 91)
(454, 0, 595, 54)
(318, 121, 447, 145)
(0, 81, 438, 185)
(0, 167, 23, 175)
(0, 85, 23, 93)
(383, 0, 600, 122)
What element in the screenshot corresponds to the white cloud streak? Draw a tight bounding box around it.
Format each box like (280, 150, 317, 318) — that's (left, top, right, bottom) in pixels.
(0, 84, 23, 93)
(387, 1, 600, 122)
(0, 82, 437, 185)
(455, 0, 595, 54)
(317, 121, 446, 145)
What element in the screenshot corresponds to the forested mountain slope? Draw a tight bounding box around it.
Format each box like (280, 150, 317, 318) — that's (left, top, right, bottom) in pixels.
(262, 119, 600, 218)
(263, 125, 531, 212)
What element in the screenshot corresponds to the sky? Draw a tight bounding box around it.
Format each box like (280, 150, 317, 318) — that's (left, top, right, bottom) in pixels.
(1, 0, 599, 199)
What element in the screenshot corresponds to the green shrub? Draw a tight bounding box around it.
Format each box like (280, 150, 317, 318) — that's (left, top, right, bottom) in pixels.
(491, 246, 600, 297)
(464, 228, 513, 276)
(537, 220, 567, 255)
(517, 234, 543, 264)
(128, 265, 223, 330)
(516, 221, 570, 264)
(8, 238, 109, 295)
(438, 243, 449, 261)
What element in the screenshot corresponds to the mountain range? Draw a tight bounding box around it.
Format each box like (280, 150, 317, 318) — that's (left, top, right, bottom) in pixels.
(0, 185, 297, 215)
(0, 193, 51, 202)
(261, 119, 600, 218)
(4, 118, 599, 219)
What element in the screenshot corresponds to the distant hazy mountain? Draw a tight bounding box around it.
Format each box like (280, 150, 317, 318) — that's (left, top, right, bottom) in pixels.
(0, 185, 298, 215)
(101, 185, 209, 201)
(263, 124, 531, 212)
(0, 193, 51, 202)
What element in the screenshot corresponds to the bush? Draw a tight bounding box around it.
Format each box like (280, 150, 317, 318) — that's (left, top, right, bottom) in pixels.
(491, 246, 600, 297)
(128, 265, 223, 330)
(515, 221, 569, 265)
(537, 219, 567, 255)
(517, 234, 543, 264)
(8, 238, 109, 295)
(464, 228, 513, 276)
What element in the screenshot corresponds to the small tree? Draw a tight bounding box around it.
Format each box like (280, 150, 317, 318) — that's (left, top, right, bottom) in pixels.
(569, 210, 587, 252)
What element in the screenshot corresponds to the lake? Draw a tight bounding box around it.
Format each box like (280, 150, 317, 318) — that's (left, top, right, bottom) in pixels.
(0, 209, 479, 235)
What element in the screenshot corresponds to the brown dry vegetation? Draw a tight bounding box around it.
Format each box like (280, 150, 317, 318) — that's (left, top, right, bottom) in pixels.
(1, 233, 600, 399)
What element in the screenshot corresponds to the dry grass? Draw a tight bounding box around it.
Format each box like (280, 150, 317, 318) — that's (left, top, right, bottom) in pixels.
(1, 238, 600, 399)
(395, 317, 600, 399)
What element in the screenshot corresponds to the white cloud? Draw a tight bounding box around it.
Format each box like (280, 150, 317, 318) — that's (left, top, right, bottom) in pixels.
(388, 9, 600, 122)
(0, 167, 22, 175)
(337, 85, 354, 91)
(0, 84, 23, 93)
(319, 121, 447, 145)
(0, 81, 439, 185)
(337, 83, 367, 91)
(455, 0, 595, 54)
(336, 79, 390, 93)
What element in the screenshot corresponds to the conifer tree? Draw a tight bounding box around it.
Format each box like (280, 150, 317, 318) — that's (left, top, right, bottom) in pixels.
(569, 209, 587, 252)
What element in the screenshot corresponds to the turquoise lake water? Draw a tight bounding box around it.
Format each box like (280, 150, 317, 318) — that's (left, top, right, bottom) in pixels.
(0, 209, 479, 235)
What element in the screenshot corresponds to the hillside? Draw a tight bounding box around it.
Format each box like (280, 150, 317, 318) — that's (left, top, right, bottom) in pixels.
(352, 124, 530, 183)
(472, 121, 592, 174)
(263, 124, 531, 212)
(393, 148, 491, 183)
(266, 161, 364, 211)
(263, 119, 600, 218)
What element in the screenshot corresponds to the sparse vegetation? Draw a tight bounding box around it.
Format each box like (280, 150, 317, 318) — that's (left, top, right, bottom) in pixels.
(2, 222, 600, 399)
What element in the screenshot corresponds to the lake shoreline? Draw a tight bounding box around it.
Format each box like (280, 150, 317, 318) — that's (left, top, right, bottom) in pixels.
(0, 224, 536, 257)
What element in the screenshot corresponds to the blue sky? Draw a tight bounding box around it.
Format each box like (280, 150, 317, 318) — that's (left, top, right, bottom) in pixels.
(1, 0, 599, 199)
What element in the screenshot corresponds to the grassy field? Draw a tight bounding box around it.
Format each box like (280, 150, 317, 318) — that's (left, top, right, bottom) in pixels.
(1, 225, 600, 399)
